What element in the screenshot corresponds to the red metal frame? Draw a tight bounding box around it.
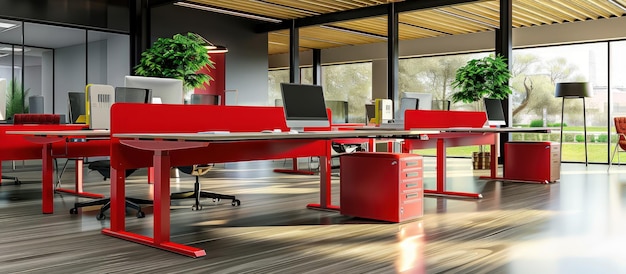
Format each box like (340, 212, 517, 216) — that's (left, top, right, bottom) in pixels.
(102, 104, 336, 257)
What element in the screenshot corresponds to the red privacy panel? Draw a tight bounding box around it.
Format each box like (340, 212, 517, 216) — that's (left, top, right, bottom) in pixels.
(110, 103, 291, 134)
(404, 110, 487, 129)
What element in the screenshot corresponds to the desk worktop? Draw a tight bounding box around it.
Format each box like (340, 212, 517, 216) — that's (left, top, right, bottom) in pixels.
(113, 127, 551, 142)
(6, 129, 110, 137)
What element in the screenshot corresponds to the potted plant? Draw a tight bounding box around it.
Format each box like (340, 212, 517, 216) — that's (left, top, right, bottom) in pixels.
(6, 78, 30, 119)
(134, 32, 215, 95)
(451, 54, 512, 169)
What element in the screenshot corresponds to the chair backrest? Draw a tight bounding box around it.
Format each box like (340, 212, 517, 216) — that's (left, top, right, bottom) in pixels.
(190, 93, 220, 105)
(614, 117, 626, 150)
(13, 114, 61, 124)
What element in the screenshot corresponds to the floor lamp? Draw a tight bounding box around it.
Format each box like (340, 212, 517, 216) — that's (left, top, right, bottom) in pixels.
(554, 82, 592, 166)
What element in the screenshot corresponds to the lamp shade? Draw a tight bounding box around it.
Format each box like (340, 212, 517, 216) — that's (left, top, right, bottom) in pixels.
(554, 82, 592, 98)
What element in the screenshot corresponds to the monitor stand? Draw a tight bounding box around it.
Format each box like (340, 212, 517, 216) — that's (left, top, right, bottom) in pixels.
(289, 127, 304, 133)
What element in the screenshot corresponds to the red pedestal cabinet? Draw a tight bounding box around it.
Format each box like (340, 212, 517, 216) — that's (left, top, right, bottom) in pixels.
(340, 152, 423, 222)
(504, 142, 560, 183)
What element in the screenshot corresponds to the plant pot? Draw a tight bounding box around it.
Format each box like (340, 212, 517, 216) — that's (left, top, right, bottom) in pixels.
(472, 152, 491, 170)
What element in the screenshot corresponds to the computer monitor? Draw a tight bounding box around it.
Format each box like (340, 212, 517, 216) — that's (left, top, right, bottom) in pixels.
(124, 76, 183, 104)
(68, 91, 86, 124)
(365, 104, 375, 123)
(280, 83, 330, 131)
(484, 98, 507, 126)
(115, 87, 152, 103)
(397, 92, 433, 121)
(190, 93, 220, 105)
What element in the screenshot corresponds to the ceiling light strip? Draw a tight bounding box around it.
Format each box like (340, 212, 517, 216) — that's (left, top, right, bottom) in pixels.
(608, 0, 626, 12)
(174, 2, 283, 23)
(320, 25, 387, 40)
(436, 9, 498, 29)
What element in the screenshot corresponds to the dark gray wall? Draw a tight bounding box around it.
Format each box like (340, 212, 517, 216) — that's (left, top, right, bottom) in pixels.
(151, 5, 269, 106)
(0, 0, 129, 32)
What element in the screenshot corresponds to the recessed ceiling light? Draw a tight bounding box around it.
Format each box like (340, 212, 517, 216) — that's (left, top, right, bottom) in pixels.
(0, 47, 30, 52)
(0, 22, 16, 29)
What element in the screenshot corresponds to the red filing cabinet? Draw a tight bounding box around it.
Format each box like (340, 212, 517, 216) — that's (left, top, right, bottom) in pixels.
(340, 152, 423, 222)
(504, 142, 560, 183)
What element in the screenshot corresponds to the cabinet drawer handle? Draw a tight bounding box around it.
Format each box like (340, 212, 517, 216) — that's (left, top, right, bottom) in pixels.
(406, 193, 419, 199)
(405, 172, 419, 178)
(405, 183, 418, 188)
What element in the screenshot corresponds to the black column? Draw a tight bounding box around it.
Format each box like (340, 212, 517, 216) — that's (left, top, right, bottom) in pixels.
(312, 48, 322, 85)
(289, 20, 300, 84)
(496, 0, 513, 164)
(130, 0, 149, 74)
(387, 3, 399, 104)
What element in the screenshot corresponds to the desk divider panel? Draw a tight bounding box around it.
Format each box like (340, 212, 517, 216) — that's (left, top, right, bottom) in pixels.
(110, 104, 331, 168)
(404, 110, 487, 129)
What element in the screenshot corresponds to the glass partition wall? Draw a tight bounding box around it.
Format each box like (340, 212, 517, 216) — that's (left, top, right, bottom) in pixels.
(0, 18, 129, 122)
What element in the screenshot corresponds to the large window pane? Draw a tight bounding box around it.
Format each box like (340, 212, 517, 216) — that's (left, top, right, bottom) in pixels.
(321, 62, 372, 123)
(609, 41, 626, 165)
(512, 43, 609, 163)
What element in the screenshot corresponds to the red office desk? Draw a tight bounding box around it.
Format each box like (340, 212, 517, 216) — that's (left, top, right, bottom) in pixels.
(6, 129, 111, 214)
(104, 130, 423, 258)
(0, 124, 87, 183)
(403, 127, 552, 199)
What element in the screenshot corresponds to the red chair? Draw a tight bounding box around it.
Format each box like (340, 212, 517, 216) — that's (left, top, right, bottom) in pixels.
(609, 117, 626, 169)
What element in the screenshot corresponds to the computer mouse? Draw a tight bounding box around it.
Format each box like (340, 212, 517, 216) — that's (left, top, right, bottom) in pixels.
(288, 129, 299, 134)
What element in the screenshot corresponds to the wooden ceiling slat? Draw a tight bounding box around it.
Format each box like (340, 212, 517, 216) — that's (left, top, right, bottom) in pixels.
(186, 0, 626, 55)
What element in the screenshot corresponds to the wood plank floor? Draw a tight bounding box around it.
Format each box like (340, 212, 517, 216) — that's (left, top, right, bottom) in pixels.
(1, 158, 626, 274)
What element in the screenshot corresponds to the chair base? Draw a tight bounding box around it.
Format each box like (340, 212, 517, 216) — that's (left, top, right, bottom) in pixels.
(69, 197, 153, 220)
(1, 175, 20, 185)
(171, 176, 240, 210)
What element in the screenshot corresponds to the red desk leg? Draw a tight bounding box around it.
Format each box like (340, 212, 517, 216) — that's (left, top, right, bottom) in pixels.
(42, 143, 54, 214)
(307, 141, 340, 211)
(103, 150, 206, 258)
(55, 158, 104, 199)
(423, 139, 483, 199)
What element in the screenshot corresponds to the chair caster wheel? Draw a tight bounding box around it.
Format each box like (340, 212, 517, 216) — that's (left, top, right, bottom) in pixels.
(231, 199, 241, 206)
(96, 213, 106, 220)
(69, 208, 78, 214)
(192, 205, 202, 211)
(136, 211, 145, 218)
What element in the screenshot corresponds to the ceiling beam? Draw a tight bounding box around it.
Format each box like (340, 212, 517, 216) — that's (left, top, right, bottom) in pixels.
(255, 0, 482, 33)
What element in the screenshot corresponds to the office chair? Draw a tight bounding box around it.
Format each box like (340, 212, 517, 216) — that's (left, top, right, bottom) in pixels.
(170, 95, 240, 210)
(2, 175, 20, 184)
(69, 161, 151, 220)
(609, 117, 626, 170)
(172, 165, 240, 210)
(69, 87, 153, 220)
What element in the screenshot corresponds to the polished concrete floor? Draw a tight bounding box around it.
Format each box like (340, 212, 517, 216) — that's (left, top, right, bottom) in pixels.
(1, 158, 626, 274)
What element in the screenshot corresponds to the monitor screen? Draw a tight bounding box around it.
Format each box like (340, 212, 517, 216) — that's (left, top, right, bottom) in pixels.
(484, 98, 507, 126)
(115, 87, 152, 103)
(68, 91, 86, 124)
(365, 104, 375, 123)
(190, 93, 220, 105)
(397, 92, 433, 121)
(280, 83, 330, 131)
(124, 76, 183, 104)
